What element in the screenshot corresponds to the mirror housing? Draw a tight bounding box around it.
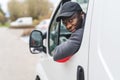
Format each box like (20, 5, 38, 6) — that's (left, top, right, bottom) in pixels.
(29, 30, 46, 54)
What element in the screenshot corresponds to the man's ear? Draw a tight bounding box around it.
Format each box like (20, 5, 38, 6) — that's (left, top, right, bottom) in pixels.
(81, 11, 85, 15)
(80, 11, 85, 18)
(79, 12, 82, 18)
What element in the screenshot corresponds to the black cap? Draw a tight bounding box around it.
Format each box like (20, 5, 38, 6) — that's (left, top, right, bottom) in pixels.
(56, 1, 82, 22)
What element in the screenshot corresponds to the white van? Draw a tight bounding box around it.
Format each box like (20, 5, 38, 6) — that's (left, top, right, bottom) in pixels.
(29, 0, 120, 80)
(10, 17, 33, 28)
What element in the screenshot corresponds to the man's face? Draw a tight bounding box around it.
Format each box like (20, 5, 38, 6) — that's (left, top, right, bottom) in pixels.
(62, 12, 82, 32)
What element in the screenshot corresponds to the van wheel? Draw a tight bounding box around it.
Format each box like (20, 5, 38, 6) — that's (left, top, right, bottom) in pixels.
(35, 75, 40, 80)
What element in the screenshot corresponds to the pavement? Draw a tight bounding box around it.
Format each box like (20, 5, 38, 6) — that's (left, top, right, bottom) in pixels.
(0, 27, 39, 80)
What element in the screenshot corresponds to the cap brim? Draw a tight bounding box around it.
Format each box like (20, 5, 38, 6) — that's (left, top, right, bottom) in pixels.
(56, 12, 75, 22)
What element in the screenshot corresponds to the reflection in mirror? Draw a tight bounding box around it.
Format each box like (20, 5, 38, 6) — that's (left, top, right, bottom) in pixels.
(29, 30, 45, 54)
(30, 31, 42, 47)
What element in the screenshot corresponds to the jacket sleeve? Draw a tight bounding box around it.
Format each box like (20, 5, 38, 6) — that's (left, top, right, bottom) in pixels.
(53, 28, 84, 62)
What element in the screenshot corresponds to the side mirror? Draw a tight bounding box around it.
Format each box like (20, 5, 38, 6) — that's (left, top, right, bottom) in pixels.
(29, 30, 46, 54)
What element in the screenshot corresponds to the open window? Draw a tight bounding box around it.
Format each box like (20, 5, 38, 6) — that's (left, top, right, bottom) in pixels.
(48, 0, 89, 56)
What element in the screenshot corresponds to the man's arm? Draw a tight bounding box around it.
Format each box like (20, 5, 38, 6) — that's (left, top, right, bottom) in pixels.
(53, 28, 84, 62)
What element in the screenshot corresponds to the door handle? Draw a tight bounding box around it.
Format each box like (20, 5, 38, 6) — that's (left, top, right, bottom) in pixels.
(77, 65, 84, 80)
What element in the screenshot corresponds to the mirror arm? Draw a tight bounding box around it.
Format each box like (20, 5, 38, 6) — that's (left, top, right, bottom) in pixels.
(42, 32, 47, 53)
(43, 32, 47, 39)
(33, 46, 46, 53)
(43, 46, 46, 53)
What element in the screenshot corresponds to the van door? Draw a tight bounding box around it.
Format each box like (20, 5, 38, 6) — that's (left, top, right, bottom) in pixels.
(40, 0, 92, 80)
(89, 0, 120, 79)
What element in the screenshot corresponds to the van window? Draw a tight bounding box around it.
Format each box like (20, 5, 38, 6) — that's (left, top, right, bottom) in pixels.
(48, 0, 89, 56)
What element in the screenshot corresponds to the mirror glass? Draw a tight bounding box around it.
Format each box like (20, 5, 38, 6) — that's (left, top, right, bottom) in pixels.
(30, 30, 43, 47)
(30, 30, 44, 54)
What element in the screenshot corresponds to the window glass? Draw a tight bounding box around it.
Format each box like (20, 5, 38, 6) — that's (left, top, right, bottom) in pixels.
(48, 3, 62, 55)
(49, 22, 59, 53)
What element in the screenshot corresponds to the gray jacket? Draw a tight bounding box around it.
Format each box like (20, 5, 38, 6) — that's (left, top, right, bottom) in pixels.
(53, 27, 84, 61)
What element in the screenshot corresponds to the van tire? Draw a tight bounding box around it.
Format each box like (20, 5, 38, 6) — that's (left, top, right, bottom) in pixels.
(35, 75, 40, 80)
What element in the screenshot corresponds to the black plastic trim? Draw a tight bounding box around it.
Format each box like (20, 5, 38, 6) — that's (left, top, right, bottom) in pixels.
(77, 65, 84, 80)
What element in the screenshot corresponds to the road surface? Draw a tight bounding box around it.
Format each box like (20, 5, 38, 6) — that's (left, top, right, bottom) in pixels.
(0, 27, 39, 80)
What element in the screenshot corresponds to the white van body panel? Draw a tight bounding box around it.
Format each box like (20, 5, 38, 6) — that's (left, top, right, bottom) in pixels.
(89, 0, 120, 80)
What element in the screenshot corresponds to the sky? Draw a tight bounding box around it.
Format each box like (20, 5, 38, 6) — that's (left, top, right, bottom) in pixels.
(0, 0, 9, 13)
(0, 0, 57, 17)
